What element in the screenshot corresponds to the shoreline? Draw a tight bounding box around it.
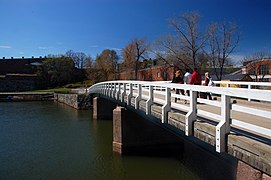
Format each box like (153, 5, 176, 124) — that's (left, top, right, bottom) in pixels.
(0, 92, 54, 102)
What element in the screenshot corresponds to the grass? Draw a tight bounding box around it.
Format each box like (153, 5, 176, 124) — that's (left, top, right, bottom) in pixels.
(30, 80, 93, 94)
(32, 88, 71, 93)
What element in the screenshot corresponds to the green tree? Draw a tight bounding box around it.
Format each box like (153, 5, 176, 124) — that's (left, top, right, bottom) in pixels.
(37, 56, 76, 87)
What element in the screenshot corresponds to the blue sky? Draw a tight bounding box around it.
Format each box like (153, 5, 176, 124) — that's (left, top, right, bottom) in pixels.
(1, 0, 271, 63)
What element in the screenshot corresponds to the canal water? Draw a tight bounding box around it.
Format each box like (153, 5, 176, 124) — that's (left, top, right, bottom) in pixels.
(0, 101, 201, 180)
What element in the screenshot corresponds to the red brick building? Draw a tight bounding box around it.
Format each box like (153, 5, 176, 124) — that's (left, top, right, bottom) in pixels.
(242, 59, 271, 82)
(118, 65, 176, 81)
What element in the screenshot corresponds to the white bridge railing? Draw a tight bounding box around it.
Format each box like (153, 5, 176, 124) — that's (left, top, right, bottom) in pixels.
(88, 80, 271, 153)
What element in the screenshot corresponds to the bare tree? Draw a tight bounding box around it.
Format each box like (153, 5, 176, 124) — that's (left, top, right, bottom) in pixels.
(168, 11, 206, 69)
(66, 50, 89, 69)
(151, 35, 190, 70)
(207, 20, 240, 80)
(243, 51, 271, 62)
(121, 38, 149, 80)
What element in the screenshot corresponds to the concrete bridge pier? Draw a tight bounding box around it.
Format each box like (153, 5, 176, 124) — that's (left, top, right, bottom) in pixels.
(112, 106, 183, 155)
(93, 96, 116, 120)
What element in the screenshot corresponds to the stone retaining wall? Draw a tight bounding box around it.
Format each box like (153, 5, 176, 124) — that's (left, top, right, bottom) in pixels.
(54, 93, 92, 109)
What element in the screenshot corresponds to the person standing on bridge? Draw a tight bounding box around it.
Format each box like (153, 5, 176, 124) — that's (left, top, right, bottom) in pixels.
(203, 72, 213, 100)
(183, 68, 191, 104)
(172, 70, 184, 102)
(190, 68, 202, 98)
(190, 68, 202, 86)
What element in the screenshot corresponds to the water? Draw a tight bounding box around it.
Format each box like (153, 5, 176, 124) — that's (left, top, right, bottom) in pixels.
(0, 101, 200, 180)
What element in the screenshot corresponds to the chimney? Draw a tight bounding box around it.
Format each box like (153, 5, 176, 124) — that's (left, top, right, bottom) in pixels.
(2, 57, 5, 59)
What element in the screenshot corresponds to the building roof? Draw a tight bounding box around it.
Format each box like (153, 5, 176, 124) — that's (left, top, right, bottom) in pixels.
(210, 74, 252, 81)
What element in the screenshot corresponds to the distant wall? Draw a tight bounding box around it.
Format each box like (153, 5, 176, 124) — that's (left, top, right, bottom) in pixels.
(0, 57, 44, 75)
(0, 74, 38, 92)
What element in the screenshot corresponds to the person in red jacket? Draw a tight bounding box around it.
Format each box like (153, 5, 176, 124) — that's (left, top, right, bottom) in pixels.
(190, 68, 202, 85)
(190, 68, 202, 98)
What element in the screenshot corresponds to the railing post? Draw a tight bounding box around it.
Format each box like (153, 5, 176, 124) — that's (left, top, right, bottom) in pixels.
(146, 85, 153, 115)
(162, 87, 171, 123)
(105, 84, 108, 95)
(135, 84, 142, 109)
(107, 83, 111, 97)
(112, 83, 117, 99)
(216, 94, 231, 153)
(185, 90, 197, 136)
(121, 83, 126, 103)
(248, 84, 251, 101)
(116, 83, 121, 101)
(127, 83, 133, 106)
(101, 84, 104, 95)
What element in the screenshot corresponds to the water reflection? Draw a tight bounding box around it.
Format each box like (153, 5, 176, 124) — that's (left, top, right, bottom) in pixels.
(0, 102, 200, 180)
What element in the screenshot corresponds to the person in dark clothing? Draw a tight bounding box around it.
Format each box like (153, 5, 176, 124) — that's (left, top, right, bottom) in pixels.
(171, 70, 184, 102)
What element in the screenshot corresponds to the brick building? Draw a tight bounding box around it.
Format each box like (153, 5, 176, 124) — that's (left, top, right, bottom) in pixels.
(242, 58, 271, 82)
(118, 65, 176, 81)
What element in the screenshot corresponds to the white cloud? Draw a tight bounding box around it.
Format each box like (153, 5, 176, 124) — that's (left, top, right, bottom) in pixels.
(111, 47, 121, 51)
(19, 52, 25, 55)
(57, 42, 63, 45)
(38, 46, 52, 50)
(105, 47, 121, 51)
(0, 45, 11, 49)
(89, 45, 99, 48)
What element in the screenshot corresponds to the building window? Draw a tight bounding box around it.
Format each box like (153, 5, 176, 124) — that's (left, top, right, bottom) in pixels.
(157, 72, 160, 78)
(258, 64, 269, 75)
(248, 68, 255, 75)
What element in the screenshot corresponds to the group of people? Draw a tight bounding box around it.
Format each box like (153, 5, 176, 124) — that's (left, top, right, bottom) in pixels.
(171, 68, 214, 103)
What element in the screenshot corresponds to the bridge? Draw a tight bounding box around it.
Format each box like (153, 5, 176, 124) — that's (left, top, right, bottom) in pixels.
(87, 80, 271, 179)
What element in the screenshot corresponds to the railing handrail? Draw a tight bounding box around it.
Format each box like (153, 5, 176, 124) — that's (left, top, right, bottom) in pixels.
(131, 80, 271, 87)
(87, 80, 271, 153)
(88, 80, 271, 102)
(213, 80, 271, 86)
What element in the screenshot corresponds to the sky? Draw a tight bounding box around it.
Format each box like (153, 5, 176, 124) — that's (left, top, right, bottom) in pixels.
(1, 0, 271, 63)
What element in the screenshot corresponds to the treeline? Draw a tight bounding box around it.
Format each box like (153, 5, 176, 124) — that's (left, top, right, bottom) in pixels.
(36, 55, 85, 88)
(88, 11, 241, 82)
(42, 11, 242, 86)
(37, 11, 271, 87)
